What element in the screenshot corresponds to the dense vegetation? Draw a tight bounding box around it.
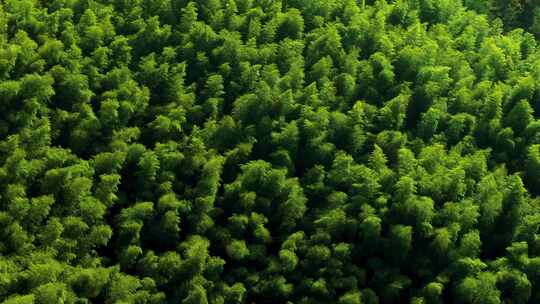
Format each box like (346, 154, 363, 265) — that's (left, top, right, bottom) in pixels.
(4, 0, 540, 303)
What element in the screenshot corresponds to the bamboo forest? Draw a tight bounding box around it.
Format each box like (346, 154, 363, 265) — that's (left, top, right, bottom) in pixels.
(3, 0, 540, 303)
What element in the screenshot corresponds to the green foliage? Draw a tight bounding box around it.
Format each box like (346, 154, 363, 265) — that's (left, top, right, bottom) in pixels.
(1, 0, 540, 303)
